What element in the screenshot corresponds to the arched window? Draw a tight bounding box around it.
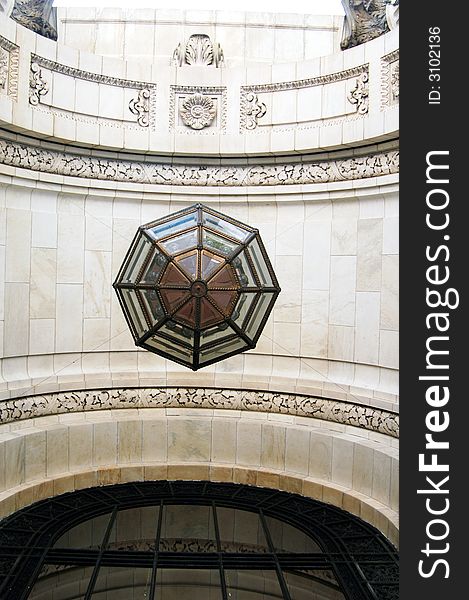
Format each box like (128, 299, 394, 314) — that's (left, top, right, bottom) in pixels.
(0, 481, 398, 600)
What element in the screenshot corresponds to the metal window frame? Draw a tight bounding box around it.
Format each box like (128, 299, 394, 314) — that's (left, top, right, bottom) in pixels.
(0, 481, 398, 600)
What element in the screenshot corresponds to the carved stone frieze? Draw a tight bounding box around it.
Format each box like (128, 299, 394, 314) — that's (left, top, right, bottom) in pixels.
(0, 36, 19, 100)
(381, 50, 399, 109)
(340, 0, 389, 50)
(0, 138, 399, 186)
(28, 54, 157, 129)
(347, 72, 369, 114)
(240, 65, 369, 130)
(172, 34, 224, 67)
(29, 62, 49, 105)
(0, 48, 8, 91)
(244, 92, 267, 130)
(179, 93, 216, 130)
(0, 387, 399, 437)
(128, 88, 151, 127)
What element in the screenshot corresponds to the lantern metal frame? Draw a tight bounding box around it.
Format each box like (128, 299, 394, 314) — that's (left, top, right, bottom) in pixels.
(113, 204, 281, 370)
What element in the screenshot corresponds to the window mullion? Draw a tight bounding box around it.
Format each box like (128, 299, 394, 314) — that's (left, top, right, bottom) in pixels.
(259, 509, 292, 600)
(212, 502, 228, 600)
(83, 507, 118, 600)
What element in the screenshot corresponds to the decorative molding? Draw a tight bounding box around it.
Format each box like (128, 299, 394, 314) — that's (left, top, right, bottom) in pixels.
(340, 0, 388, 50)
(31, 54, 153, 90)
(172, 34, 224, 68)
(0, 139, 399, 187)
(169, 85, 227, 133)
(29, 54, 157, 130)
(242, 64, 368, 95)
(29, 62, 49, 106)
(381, 49, 399, 109)
(385, 0, 399, 30)
(0, 35, 19, 100)
(240, 65, 369, 130)
(347, 72, 369, 114)
(179, 93, 217, 130)
(243, 92, 267, 130)
(0, 388, 399, 437)
(128, 88, 151, 128)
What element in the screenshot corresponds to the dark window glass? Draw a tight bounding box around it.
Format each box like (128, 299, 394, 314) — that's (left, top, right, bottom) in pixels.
(225, 570, 284, 599)
(284, 570, 347, 600)
(121, 235, 152, 284)
(29, 565, 95, 600)
(264, 516, 322, 554)
(217, 507, 268, 552)
(155, 569, 222, 599)
(54, 513, 112, 550)
(91, 566, 153, 599)
(159, 505, 216, 552)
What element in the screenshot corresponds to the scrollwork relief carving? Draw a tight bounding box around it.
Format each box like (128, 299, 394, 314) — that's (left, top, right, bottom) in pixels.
(179, 93, 216, 130)
(29, 62, 49, 105)
(244, 92, 267, 130)
(347, 72, 369, 114)
(128, 88, 151, 127)
(0, 387, 399, 437)
(0, 139, 399, 186)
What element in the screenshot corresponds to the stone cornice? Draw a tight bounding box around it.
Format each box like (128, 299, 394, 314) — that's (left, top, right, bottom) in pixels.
(0, 138, 399, 187)
(0, 387, 399, 437)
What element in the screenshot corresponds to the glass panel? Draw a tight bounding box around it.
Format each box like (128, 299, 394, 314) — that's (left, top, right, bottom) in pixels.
(232, 250, 256, 287)
(200, 322, 234, 346)
(141, 289, 165, 325)
(148, 211, 198, 240)
(155, 569, 222, 600)
(200, 297, 223, 328)
(158, 320, 194, 345)
(231, 292, 257, 328)
(202, 230, 238, 257)
(208, 264, 237, 288)
(106, 506, 159, 551)
(159, 505, 216, 552)
(160, 288, 190, 313)
(140, 249, 167, 284)
(245, 293, 275, 341)
(201, 250, 223, 278)
(160, 262, 190, 287)
(121, 234, 152, 284)
(29, 564, 94, 600)
(199, 337, 247, 364)
(225, 570, 283, 599)
(247, 238, 273, 287)
(54, 513, 112, 549)
(203, 210, 251, 241)
(120, 289, 148, 338)
(91, 566, 153, 600)
(145, 335, 193, 363)
(284, 570, 347, 600)
(160, 229, 198, 256)
(208, 289, 237, 314)
(175, 251, 198, 279)
(264, 516, 322, 554)
(217, 507, 268, 553)
(173, 298, 197, 327)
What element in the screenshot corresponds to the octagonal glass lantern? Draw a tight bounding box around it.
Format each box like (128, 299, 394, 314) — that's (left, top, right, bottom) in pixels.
(113, 204, 281, 370)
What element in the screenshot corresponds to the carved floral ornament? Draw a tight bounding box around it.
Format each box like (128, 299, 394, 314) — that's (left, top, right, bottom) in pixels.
(173, 34, 224, 67)
(180, 93, 217, 130)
